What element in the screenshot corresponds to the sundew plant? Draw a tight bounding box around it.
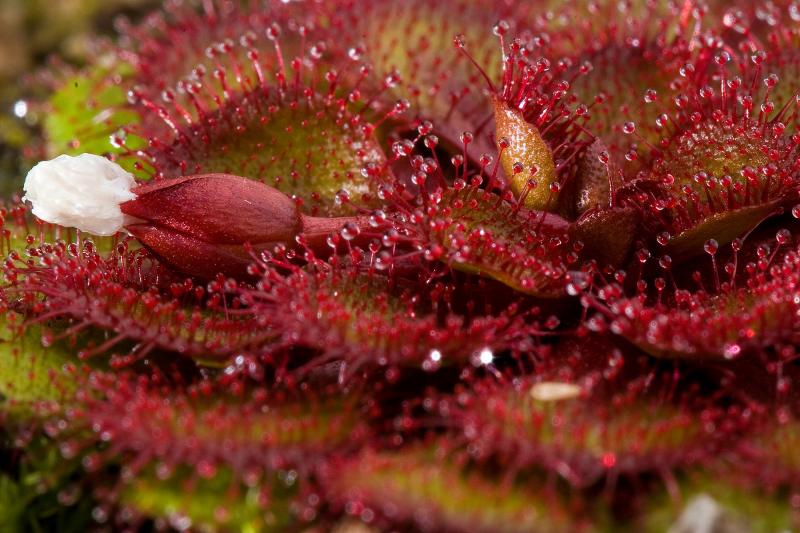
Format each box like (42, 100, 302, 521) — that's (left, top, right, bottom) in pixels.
(2, 0, 800, 531)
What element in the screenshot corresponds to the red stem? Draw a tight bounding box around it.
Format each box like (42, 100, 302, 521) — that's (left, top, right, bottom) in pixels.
(301, 215, 381, 253)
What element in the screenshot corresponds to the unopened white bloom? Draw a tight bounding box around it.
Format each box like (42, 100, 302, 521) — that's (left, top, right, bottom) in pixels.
(529, 381, 583, 402)
(23, 154, 137, 236)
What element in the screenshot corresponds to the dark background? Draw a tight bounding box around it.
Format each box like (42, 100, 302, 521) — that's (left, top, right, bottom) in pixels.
(0, 0, 158, 195)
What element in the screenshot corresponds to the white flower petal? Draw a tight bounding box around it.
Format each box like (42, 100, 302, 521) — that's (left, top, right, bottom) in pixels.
(22, 154, 137, 236)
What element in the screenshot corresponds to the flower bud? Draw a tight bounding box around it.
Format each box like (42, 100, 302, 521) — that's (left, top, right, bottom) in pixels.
(23, 154, 379, 279)
(121, 174, 302, 279)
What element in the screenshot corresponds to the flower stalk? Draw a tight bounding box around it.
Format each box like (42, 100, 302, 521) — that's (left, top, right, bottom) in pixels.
(122, 174, 384, 278)
(23, 155, 384, 279)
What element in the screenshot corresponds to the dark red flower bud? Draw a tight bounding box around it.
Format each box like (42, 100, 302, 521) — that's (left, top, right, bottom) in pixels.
(121, 174, 370, 279)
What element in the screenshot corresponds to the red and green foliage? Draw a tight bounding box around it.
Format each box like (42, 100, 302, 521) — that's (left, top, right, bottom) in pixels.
(3, 0, 800, 531)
